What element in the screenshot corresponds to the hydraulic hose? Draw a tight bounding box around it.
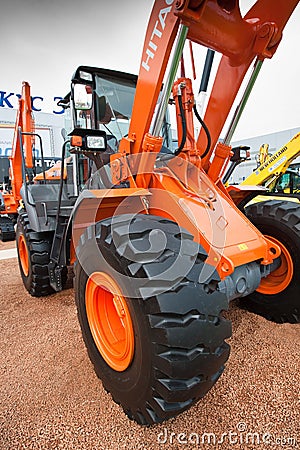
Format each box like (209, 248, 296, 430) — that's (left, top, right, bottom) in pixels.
(174, 91, 187, 156)
(193, 104, 211, 159)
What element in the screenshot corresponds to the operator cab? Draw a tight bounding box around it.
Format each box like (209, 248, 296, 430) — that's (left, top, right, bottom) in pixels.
(57, 66, 138, 190)
(69, 66, 137, 154)
(268, 169, 300, 194)
(60, 66, 174, 157)
(59, 66, 174, 189)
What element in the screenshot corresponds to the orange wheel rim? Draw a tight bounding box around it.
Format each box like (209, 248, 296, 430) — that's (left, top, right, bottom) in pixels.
(18, 234, 29, 277)
(85, 272, 134, 372)
(257, 235, 293, 295)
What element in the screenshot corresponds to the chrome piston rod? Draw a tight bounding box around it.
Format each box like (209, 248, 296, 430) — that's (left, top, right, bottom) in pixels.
(223, 58, 263, 146)
(151, 24, 188, 137)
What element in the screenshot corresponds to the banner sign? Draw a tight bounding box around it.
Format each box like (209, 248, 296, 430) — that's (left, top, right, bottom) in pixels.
(0, 90, 65, 115)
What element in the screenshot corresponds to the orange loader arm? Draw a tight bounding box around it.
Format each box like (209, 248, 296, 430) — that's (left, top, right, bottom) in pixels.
(9, 81, 35, 202)
(120, 0, 298, 170)
(199, 0, 299, 171)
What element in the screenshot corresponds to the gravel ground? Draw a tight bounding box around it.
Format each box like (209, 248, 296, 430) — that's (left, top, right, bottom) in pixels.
(0, 251, 299, 450)
(0, 240, 16, 251)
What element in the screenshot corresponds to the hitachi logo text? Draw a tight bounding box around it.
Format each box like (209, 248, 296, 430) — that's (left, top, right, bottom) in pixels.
(142, 0, 174, 72)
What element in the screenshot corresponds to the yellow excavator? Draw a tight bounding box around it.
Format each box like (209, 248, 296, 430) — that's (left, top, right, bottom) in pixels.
(241, 132, 300, 194)
(225, 131, 300, 204)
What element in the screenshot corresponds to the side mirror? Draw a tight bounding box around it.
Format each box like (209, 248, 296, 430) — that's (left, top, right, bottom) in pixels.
(73, 83, 93, 110)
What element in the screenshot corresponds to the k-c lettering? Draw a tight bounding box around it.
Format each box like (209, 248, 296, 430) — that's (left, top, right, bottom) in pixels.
(0, 91, 14, 108)
(31, 96, 43, 112)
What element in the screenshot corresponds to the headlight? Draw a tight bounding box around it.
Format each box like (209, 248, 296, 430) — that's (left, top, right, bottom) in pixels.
(86, 136, 106, 149)
(79, 71, 93, 82)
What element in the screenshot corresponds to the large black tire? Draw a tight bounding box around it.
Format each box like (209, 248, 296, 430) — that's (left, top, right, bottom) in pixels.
(16, 213, 66, 297)
(75, 214, 231, 425)
(244, 200, 300, 323)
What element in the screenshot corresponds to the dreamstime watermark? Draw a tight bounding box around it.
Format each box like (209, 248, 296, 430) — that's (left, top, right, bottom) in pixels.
(157, 422, 298, 447)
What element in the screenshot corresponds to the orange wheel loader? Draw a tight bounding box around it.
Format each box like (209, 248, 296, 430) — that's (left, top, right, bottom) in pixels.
(13, 0, 299, 425)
